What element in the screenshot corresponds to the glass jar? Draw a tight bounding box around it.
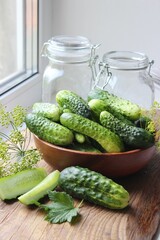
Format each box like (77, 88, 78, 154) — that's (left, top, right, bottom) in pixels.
(41, 35, 93, 103)
(101, 51, 155, 109)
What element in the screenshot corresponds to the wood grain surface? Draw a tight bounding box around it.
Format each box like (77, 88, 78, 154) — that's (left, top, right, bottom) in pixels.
(0, 141, 160, 240)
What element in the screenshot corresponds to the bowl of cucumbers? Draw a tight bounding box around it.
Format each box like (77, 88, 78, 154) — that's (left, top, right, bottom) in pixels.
(27, 89, 157, 177)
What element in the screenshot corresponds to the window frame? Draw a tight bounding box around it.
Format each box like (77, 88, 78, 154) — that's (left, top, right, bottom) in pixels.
(0, 0, 26, 95)
(0, 0, 53, 109)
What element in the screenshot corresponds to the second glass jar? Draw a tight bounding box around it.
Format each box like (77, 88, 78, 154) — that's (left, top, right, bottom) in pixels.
(101, 51, 155, 109)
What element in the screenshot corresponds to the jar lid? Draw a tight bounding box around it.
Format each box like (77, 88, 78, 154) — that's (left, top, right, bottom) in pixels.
(48, 35, 91, 51)
(103, 51, 149, 70)
(41, 35, 92, 63)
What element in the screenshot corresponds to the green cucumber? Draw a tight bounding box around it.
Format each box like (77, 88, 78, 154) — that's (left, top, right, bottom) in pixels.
(25, 113, 74, 146)
(60, 112, 124, 153)
(88, 98, 134, 125)
(0, 168, 47, 200)
(32, 102, 62, 122)
(88, 88, 141, 121)
(56, 90, 91, 118)
(59, 166, 130, 209)
(100, 110, 155, 148)
(88, 99, 107, 122)
(74, 132, 86, 144)
(18, 170, 60, 205)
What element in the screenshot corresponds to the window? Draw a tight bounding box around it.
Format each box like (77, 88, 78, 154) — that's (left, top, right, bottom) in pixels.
(0, 0, 53, 108)
(0, 0, 38, 96)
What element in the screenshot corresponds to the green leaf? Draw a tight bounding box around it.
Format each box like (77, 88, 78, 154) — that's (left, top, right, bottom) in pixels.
(41, 191, 80, 224)
(45, 207, 79, 223)
(48, 190, 74, 208)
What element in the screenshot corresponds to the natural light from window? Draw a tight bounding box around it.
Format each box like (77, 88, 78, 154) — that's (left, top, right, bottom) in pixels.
(0, 0, 38, 96)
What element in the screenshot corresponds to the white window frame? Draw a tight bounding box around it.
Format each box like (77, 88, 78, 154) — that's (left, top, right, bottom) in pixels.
(0, 0, 53, 109)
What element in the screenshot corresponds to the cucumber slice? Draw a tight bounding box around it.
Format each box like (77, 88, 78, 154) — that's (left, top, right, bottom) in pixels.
(18, 170, 60, 205)
(0, 168, 47, 200)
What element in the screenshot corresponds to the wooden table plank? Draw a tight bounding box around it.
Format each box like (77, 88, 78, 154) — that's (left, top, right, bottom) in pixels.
(0, 143, 160, 240)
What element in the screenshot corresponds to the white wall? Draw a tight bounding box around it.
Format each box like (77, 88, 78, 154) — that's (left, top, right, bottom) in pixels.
(51, 0, 160, 102)
(52, 0, 160, 63)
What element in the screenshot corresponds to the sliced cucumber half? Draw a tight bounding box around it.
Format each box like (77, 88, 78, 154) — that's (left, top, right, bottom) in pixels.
(0, 168, 47, 200)
(18, 170, 60, 205)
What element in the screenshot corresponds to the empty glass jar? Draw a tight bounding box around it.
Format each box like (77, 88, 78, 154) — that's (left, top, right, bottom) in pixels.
(100, 51, 155, 109)
(41, 35, 93, 103)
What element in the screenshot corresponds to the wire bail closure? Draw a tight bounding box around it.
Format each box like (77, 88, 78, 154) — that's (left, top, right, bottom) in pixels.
(89, 44, 112, 89)
(89, 44, 100, 85)
(148, 60, 154, 76)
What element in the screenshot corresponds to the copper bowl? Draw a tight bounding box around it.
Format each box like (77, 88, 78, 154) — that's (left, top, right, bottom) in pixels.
(33, 135, 156, 178)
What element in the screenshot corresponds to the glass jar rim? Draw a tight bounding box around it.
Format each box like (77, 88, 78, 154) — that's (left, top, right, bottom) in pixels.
(103, 51, 149, 70)
(46, 35, 91, 52)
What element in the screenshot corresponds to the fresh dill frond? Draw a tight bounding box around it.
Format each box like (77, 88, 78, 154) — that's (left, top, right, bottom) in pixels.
(140, 101, 160, 150)
(0, 104, 41, 178)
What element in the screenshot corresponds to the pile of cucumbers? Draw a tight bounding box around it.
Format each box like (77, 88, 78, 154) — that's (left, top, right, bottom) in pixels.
(15, 88, 156, 211)
(26, 88, 155, 153)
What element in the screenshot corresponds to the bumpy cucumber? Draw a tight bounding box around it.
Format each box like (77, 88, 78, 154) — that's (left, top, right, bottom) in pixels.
(59, 166, 130, 209)
(60, 112, 124, 153)
(88, 98, 134, 125)
(88, 88, 141, 121)
(25, 113, 74, 146)
(56, 90, 91, 118)
(18, 170, 60, 205)
(0, 168, 47, 200)
(32, 102, 62, 122)
(100, 111, 155, 148)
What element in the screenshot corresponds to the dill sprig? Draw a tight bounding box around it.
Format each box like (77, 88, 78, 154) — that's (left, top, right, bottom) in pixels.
(140, 101, 160, 150)
(0, 103, 41, 177)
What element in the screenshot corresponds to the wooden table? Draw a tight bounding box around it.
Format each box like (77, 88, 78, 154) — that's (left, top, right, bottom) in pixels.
(0, 140, 160, 240)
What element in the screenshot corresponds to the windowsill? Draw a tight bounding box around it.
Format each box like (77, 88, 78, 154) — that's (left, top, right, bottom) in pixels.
(0, 73, 42, 108)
